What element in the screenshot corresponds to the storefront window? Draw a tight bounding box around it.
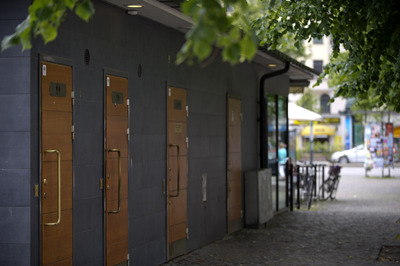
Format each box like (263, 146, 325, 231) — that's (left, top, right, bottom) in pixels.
(278, 96, 288, 147)
(278, 96, 288, 210)
(267, 94, 277, 160)
(267, 94, 289, 212)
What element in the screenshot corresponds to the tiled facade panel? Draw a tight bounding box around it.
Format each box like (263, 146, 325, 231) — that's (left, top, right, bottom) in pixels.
(0, 1, 32, 265)
(1, 0, 262, 264)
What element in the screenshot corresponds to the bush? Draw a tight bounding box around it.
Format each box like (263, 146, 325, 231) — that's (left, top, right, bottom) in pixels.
(296, 141, 339, 161)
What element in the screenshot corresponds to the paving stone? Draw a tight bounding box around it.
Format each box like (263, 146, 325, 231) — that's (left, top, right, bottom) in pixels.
(165, 166, 400, 265)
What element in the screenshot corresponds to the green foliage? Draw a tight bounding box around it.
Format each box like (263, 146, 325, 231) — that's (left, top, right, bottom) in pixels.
(277, 33, 311, 63)
(177, 0, 260, 64)
(296, 87, 319, 113)
(3, 0, 400, 112)
(297, 141, 338, 161)
(181, 0, 400, 111)
(1, 0, 95, 51)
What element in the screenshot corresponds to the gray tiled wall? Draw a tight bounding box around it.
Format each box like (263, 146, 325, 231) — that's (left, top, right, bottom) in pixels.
(0, 2, 32, 265)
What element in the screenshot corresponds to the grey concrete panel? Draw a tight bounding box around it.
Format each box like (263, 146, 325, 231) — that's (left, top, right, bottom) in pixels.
(205, 208, 226, 243)
(135, 134, 166, 163)
(188, 157, 226, 179)
(73, 67, 104, 103)
(0, 132, 30, 169)
(73, 197, 103, 235)
(129, 160, 143, 190)
(200, 173, 227, 203)
(186, 226, 204, 253)
(129, 237, 166, 266)
(74, 165, 104, 200)
(129, 211, 165, 248)
(74, 228, 103, 266)
(0, 243, 30, 265)
(189, 113, 225, 137)
(0, 57, 30, 94)
(0, 94, 30, 132)
(0, 0, 30, 20)
(0, 207, 30, 244)
(73, 100, 104, 167)
(189, 90, 226, 116)
(0, 169, 30, 207)
(188, 135, 226, 158)
(141, 159, 166, 189)
(129, 186, 165, 220)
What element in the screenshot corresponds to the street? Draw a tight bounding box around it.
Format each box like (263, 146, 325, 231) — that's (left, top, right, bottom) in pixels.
(165, 166, 400, 265)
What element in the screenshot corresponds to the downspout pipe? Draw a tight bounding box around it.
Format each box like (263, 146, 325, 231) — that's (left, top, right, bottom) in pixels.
(260, 61, 290, 168)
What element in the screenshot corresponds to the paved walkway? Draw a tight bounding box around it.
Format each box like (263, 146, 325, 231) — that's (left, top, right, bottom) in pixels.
(166, 166, 400, 265)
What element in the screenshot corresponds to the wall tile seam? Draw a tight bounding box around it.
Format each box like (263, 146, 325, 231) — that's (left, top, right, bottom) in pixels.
(0, 93, 31, 96)
(0, 167, 31, 170)
(73, 195, 104, 200)
(0, 55, 30, 59)
(128, 237, 166, 250)
(0, 130, 31, 132)
(0, 206, 31, 209)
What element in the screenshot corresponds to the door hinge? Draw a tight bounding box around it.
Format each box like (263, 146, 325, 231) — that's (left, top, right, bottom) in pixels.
(186, 106, 189, 117)
(186, 227, 189, 239)
(127, 99, 130, 106)
(71, 91, 75, 106)
(168, 88, 171, 97)
(240, 112, 243, 121)
(186, 137, 189, 149)
(71, 125, 75, 140)
(127, 128, 130, 141)
(34, 184, 39, 197)
(100, 178, 104, 190)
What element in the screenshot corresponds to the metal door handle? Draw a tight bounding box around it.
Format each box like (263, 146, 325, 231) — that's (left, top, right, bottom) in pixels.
(108, 149, 121, 213)
(169, 144, 180, 197)
(44, 149, 61, 226)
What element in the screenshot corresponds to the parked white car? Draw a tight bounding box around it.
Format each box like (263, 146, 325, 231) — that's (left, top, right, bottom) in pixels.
(331, 144, 368, 163)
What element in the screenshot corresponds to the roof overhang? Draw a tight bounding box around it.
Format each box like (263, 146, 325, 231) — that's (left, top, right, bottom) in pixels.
(103, 0, 318, 84)
(103, 0, 192, 32)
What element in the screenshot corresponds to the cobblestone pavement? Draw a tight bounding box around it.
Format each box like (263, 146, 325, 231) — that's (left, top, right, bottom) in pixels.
(165, 167, 400, 265)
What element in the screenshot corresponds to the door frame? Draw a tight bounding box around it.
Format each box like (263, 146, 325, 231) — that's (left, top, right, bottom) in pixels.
(166, 86, 188, 260)
(226, 94, 243, 234)
(38, 55, 74, 265)
(103, 69, 130, 265)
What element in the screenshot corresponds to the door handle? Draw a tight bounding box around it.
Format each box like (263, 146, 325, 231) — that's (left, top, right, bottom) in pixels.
(168, 144, 180, 197)
(44, 149, 61, 226)
(107, 149, 121, 214)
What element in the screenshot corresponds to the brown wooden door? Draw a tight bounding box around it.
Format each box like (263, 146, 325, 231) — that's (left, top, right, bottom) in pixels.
(167, 87, 188, 259)
(227, 97, 242, 234)
(105, 75, 129, 265)
(41, 62, 73, 265)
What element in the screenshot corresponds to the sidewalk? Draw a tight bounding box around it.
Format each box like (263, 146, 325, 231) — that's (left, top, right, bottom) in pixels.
(165, 167, 400, 265)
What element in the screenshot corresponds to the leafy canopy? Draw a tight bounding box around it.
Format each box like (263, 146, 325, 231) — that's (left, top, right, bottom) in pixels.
(3, 0, 400, 112)
(1, 0, 94, 51)
(296, 87, 319, 113)
(179, 0, 400, 111)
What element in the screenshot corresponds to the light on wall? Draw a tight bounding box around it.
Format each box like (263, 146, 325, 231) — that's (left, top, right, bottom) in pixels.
(127, 10, 138, 15)
(127, 5, 143, 8)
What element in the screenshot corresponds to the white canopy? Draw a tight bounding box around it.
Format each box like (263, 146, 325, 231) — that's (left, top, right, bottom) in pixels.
(288, 102, 323, 121)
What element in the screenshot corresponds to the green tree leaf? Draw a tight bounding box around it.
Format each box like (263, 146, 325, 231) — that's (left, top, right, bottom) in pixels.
(75, 0, 95, 22)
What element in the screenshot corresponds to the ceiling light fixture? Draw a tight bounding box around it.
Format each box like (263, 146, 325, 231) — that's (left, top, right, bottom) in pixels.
(127, 4, 143, 8)
(268, 64, 277, 67)
(127, 10, 138, 15)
